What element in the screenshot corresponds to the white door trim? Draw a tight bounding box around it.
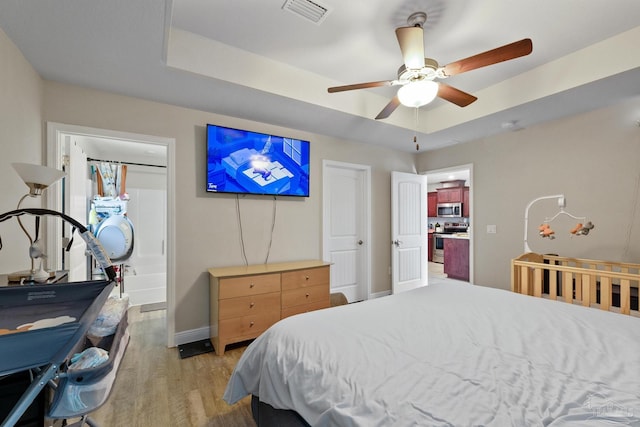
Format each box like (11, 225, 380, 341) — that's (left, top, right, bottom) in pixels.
(422, 163, 474, 284)
(322, 160, 371, 300)
(46, 122, 177, 347)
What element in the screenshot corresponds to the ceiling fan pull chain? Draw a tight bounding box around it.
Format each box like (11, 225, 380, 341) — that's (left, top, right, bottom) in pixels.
(414, 107, 419, 151)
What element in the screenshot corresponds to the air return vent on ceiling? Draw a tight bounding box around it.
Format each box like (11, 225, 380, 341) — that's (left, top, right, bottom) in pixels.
(282, 0, 331, 24)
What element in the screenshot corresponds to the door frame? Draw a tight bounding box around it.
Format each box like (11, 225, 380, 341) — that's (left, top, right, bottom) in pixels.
(322, 160, 371, 300)
(46, 122, 177, 346)
(421, 163, 474, 284)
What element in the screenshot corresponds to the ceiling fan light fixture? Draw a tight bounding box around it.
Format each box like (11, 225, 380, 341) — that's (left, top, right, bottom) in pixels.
(397, 80, 439, 108)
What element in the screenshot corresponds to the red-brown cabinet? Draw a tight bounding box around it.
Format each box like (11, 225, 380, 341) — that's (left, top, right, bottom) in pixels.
(463, 187, 470, 218)
(428, 192, 437, 217)
(443, 237, 469, 281)
(436, 187, 463, 204)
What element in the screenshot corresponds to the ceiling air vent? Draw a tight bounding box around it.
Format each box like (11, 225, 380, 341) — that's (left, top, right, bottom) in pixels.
(282, 0, 331, 24)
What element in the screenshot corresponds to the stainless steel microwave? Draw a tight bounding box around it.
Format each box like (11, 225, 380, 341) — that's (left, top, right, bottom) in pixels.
(437, 202, 462, 217)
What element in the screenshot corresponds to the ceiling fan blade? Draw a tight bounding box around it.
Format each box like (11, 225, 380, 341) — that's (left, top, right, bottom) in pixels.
(441, 38, 532, 77)
(395, 27, 425, 69)
(437, 83, 478, 107)
(328, 80, 393, 93)
(375, 96, 401, 120)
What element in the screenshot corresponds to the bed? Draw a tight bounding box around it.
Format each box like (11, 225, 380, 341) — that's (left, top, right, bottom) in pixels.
(224, 255, 640, 426)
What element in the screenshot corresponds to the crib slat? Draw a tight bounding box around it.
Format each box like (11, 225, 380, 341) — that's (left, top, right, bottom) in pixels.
(600, 276, 611, 311)
(520, 267, 530, 296)
(533, 268, 542, 298)
(575, 272, 583, 300)
(563, 271, 573, 303)
(581, 274, 591, 307)
(549, 267, 558, 300)
(510, 262, 519, 293)
(589, 264, 597, 306)
(620, 279, 631, 315)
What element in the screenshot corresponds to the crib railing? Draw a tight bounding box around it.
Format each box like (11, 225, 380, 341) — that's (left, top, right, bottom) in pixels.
(511, 253, 640, 317)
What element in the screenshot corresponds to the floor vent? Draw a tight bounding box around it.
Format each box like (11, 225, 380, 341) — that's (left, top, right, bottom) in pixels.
(282, 0, 331, 24)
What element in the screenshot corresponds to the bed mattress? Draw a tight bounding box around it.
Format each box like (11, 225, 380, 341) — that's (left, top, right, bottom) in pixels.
(224, 282, 640, 426)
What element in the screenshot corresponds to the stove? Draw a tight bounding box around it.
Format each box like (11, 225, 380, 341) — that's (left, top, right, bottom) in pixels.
(441, 222, 469, 234)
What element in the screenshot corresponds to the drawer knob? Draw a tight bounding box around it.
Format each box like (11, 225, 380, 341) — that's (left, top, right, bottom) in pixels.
(249, 302, 255, 308)
(249, 283, 255, 288)
(305, 293, 310, 298)
(250, 321, 255, 327)
(305, 275, 309, 280)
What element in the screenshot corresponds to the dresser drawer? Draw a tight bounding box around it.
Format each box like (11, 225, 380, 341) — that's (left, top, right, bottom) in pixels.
(281, 299, 330, 319)
(282, 284, 329, 308)
(219, 273, 280, 299)
(219, 311, 281, 340)
(281, 266, 329, 291)
(219, 292, 281, 320)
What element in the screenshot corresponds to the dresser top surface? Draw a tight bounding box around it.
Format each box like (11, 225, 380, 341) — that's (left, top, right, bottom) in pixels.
(208, 260, 330, 278)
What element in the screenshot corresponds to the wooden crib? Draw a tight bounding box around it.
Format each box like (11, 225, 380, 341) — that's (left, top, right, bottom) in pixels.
(511, 253, 640, 317)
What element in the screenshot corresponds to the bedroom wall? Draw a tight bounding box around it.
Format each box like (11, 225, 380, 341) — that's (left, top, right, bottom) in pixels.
(41, 81, 416, 335)
(417, 96, 640, 290)
(0, 28, 45, 273)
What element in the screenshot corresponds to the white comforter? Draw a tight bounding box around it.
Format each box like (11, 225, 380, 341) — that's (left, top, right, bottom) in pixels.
(224, 282, 640, 426)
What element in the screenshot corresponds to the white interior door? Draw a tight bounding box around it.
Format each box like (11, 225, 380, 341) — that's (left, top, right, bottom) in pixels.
(323, 161, 371, 302)
(125, 186, 167, 305)
(391, 171, 428, 293)
(66, 138, 89, 281)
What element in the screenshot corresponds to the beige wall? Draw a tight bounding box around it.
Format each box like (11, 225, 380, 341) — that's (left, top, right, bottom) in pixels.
(417, 97, 640, 290)
(0, 28, 44, 272)
(5, 24, 639, 335)
(42, 81, 415, 333)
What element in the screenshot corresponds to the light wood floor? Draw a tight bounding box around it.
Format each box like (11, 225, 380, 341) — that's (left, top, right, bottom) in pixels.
(88, 307, 255, 427)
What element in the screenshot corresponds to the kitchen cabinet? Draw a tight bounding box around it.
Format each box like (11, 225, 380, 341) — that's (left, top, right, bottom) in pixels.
(436, 187, 463, 204)
(428, 192, 437, 217)
(463, 187, 470, 217)
(444, 237, 469, 281)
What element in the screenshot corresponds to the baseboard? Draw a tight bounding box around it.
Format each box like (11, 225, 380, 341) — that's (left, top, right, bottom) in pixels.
(173, 325, 212, 347)
(370, 290, 391, 299)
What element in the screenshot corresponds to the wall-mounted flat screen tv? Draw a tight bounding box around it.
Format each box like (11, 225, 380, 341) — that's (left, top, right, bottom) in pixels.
(206, 124, 310, 197)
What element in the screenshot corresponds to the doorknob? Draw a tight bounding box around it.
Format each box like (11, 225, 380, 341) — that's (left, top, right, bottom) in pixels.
(358, 240, 363, 245)
(392, 240, 402, 247)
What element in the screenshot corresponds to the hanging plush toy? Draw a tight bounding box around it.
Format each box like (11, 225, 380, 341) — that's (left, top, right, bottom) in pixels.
(570, 223, 583, 235)
(539, 223, 555, 239)
(570, 221, 595, 235)
(576, 221, 595, 236)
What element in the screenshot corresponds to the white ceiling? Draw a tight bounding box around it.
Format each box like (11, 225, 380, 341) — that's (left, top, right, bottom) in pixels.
(1, 0, 639, 154)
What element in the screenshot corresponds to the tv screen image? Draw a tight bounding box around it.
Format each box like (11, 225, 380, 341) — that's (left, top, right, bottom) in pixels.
(206, 124, 310, 197)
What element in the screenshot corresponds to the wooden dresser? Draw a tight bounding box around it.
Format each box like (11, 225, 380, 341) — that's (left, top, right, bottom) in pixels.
(208, 260, 331, 355)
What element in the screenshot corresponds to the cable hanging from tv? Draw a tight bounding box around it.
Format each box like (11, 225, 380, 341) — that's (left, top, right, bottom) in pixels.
(235, 194, 278, 266)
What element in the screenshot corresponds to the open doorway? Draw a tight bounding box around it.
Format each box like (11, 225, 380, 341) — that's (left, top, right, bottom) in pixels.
(46, 122, 177, 346)
(422, 164, 473, 284)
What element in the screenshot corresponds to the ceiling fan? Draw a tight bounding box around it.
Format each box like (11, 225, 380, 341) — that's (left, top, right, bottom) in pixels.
(327, 12, 533, 120)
